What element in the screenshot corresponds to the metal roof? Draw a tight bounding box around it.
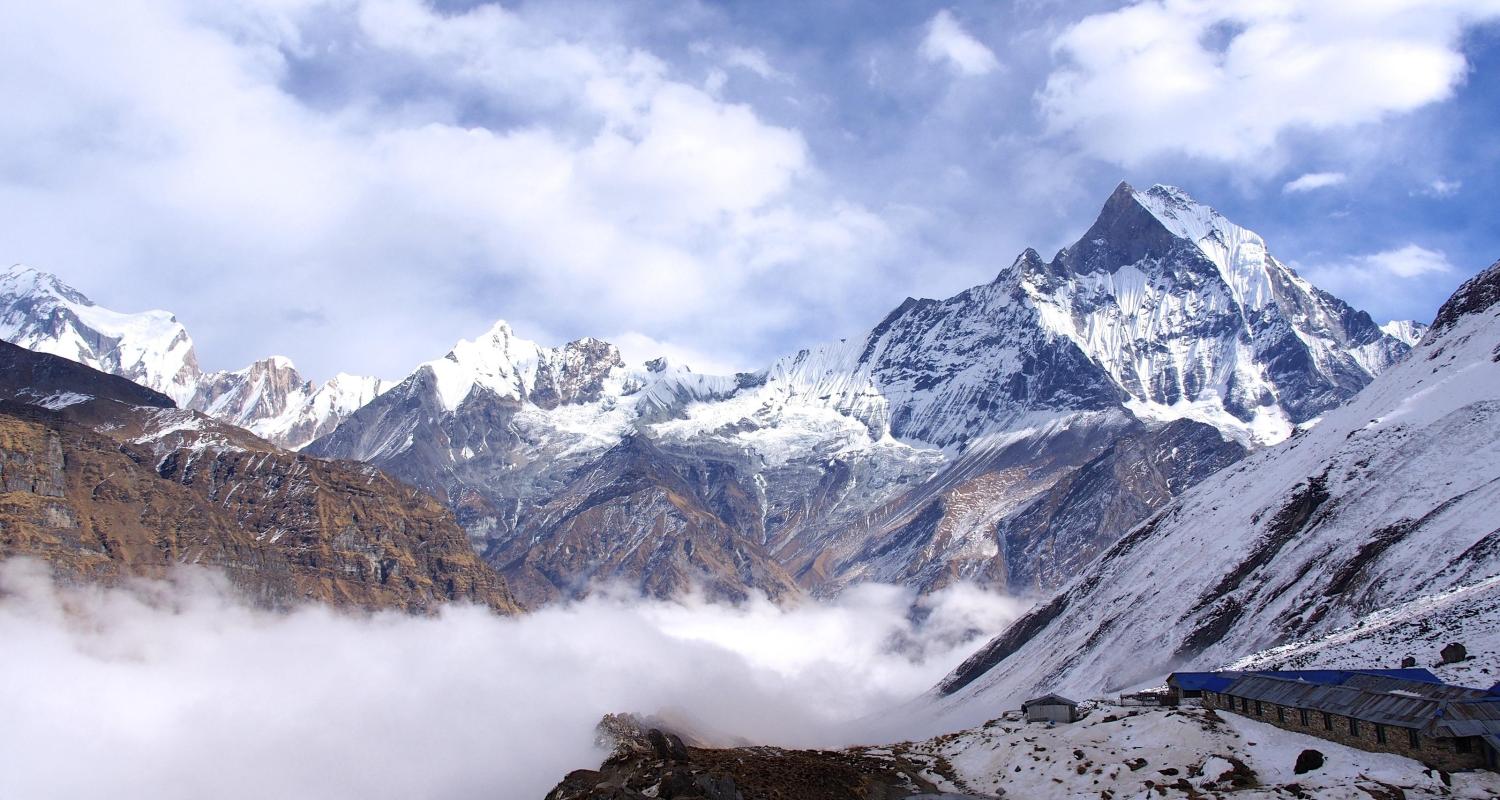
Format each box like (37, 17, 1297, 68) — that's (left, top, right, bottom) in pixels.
(1168, 672, 1243, 692)
(1022, 693, 1078, 708)
(1224, 675, 1500, 738)
(1168, 668, 1442, 695)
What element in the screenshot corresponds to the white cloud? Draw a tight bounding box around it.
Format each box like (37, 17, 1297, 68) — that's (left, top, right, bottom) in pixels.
(607, 331, 746, 374)
(0, 559, 1027, 800)
(920, 9, 1000, 76)
(1356, 244, 1454, 278)
(1041, 0, 1500, 166)
(1282, 171, 1347, 193)
(0, 0, 890, 383)
(1422, 178, 1464, 197)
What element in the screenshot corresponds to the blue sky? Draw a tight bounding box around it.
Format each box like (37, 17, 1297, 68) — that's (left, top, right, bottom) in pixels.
(2, 0, 1497, 380)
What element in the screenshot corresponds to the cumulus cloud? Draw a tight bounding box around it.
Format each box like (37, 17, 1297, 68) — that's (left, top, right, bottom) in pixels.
(1282, 172, 1347, 193)
(1041, 0, 1500, 166)
(0, 0, 893, 382)
(920, 9, 1000, 76)
(0, 558, 1027, 800)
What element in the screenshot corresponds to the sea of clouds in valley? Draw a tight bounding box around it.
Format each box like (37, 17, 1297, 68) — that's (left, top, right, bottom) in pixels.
(0, 558, 1026, 799)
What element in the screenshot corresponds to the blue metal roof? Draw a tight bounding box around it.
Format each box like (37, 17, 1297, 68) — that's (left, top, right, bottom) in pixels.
(1168, 672, 1242, 692)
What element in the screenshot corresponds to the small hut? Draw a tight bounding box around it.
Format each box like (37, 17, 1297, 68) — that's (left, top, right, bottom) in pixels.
(1022, 694, 1080, 723)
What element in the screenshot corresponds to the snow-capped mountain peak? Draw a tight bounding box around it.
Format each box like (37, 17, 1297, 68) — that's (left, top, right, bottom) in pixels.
(421, 322, 628, 413)
(0, 264, 389, 449)
(0, 264, 200, 406)
(1015, 183, 1411, 444)
(1380, 319, 1430, 346)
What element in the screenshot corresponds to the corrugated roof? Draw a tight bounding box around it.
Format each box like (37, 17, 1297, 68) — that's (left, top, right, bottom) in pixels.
(1168, 668, 1442, 694)
(1224, 675, 1500, 738)
(1168, 672, 1243, 692)
(1022, 693, 1078, 708)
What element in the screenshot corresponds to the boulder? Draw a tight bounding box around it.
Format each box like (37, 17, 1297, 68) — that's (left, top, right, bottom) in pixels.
(1294, 749, 1324, 775)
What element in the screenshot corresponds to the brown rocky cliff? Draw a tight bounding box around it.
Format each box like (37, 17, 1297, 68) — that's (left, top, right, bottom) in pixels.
(0, 398, 521, 614)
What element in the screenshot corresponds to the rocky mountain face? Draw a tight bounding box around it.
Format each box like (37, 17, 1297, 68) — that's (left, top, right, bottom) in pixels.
(0, 265, 390, 449)
(0, 341, 520, 613)
(909, 259, 1500, 737)
(309, 183, 1409, 605)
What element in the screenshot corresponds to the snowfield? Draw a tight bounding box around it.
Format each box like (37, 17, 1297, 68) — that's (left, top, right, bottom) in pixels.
(888, 706, 1500, 799)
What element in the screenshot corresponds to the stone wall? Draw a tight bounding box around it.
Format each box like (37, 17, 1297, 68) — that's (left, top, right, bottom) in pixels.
(1202, 691, 1487, 772)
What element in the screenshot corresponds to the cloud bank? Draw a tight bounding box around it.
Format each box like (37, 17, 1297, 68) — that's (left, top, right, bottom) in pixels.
(0, 558, 1027, 800)
(0, 0, 894, 381)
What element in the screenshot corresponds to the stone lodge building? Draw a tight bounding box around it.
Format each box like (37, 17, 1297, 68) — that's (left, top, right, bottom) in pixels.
(1203, 672, 1500, 772)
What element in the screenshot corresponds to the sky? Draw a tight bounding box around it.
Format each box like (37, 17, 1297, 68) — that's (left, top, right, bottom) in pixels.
(2, 0, 1498, 381)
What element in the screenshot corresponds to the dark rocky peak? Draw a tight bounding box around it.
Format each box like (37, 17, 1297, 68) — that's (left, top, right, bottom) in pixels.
(1054, 181, 1204, 278)
(0, 340, 175, 409)
(1429, 258, 1500, 336)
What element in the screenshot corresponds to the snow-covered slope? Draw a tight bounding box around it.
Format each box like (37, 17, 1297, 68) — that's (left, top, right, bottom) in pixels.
(0, 264, 390, 449)
(1226, 575, 1500, 689)
(914, 258, 1500, 735)
(894, 706, 1500, 799)
(311, 183, 1411, 605)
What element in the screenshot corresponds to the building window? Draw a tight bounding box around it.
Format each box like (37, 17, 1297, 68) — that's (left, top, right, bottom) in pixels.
(1349, 718, 1359, 737)
(1255, 700, 1263, 716)
(1323, 713, 1333, 731)
(1299, 709, 1310, 726)
(1408, 729, 1420, 750)
(1457, 738, 1472, 754)
(1241, 697, 1250, 712)
(1375, 725, 1386, 744)
(1276, 706, 1285, 723)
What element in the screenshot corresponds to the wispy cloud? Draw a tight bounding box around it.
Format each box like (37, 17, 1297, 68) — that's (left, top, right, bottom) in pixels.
(1283, 172, 1347, 193)
(1420, 178, 1463, 197)
(920, 9, 1000, 76)
(1298, 244, 1456, 322)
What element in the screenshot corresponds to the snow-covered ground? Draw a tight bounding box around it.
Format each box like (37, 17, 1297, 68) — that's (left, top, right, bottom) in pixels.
(883, 706, 1500, 799)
